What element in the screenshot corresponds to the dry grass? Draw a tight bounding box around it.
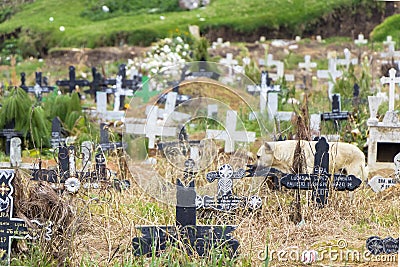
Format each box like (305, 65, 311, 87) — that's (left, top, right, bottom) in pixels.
(7, 150, 400, 266)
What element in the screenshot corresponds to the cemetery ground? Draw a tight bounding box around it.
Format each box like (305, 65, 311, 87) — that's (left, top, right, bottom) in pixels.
(1, 37, 400, 266)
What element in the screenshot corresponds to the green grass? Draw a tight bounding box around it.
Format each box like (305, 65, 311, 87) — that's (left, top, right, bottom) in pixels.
(371, 14, 400, 47)
(0, 0, 359, 56)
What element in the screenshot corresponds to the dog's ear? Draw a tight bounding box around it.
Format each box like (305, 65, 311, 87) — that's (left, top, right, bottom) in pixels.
(264, 142, 272, 151)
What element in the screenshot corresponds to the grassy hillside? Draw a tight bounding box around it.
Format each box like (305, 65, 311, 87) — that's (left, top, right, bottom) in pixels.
(0, 0, 354, 56)
(371, 14, 400, 45)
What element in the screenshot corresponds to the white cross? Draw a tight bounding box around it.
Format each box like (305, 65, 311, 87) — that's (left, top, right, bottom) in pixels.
(298, 55, 317, 72)
(337, 48, 358, 69)
(206, 110, 256, 153)
(381, 43, 400, 59)
(380, 68, 400, 112)
(354, 34, 368, 46)
(384, 36, 395, 47)
(259, 54, 294, 81)
(125, 106, 177, 149)
(317, 57, 343, 100)
(219, 53, 238, 77)
(113, 75, 134, 112)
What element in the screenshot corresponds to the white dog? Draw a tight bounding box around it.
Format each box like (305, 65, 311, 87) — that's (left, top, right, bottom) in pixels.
(257, 140, 368, 180)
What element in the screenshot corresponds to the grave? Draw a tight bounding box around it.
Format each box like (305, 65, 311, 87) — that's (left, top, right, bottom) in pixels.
(132, 160, 239, 256)
(185, 61, 220, 81)
(206, 110, 256, 153)
(258, 54, 294, 82)
(56, 66, 90, 94)
(320, 94, 350, 123)
(125, 106, 177, 149)
(0, 137, 38, 169)
(0, 169, 52, 264)
(381, 36, 400, 61)
(0, 121, 24, 156)
(99, 123, 124, 151)
(83, 67, 107, 98)
(50, 117, 67, 149)
(219, 53, 238, 78)
(368, 176, 396, 193)
(298, 55, 317, 72)
(317, 56, 342, 100)
(151, 91, 191, 121)
(20, 72, 55, 101)
(196, 164, 262, 211)
(96, 91, 125, 121)
(280, 137, 362, 207)
(366, 236, 399, 255)
(367, 68, 400, 172)
(354, 33, 368, 46)
(337, 48, 358, 69)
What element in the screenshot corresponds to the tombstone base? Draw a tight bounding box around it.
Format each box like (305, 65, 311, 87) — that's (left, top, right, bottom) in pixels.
(132, 225, 239, 256)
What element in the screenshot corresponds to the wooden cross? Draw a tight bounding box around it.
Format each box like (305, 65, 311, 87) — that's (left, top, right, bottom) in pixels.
(20, 72, 55, 101)
(380, 68, 400, 112)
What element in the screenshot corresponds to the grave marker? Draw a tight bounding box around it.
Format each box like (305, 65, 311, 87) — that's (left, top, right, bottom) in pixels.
(321, 94, 349, 123)
(196, 164, 262, 211)
(50, 117, 67, 149)
(337, 48, 358, 69)
(366, 236, 399, 255)
(0, 169, 52, 264)
(125, 106, 177, 149)
(219, 53, 238, 77)
(206, 110, 256, 153)
(354, 34, 368, 46)
(99, 123, 124, 151)
(132, 160, 239, 256)
(0, 121, 24, 156)
(9, 137, 21, 167)
(280, 137, 362, 207)
(20, 72, 55, 101)
(380, 68, 400, 113)
(317, 57, 342, 100)
(368, 176, 396, 193)
(298, 55, 317, 72)
(259, 54, 294, 81)
(56, 66, 90, 94)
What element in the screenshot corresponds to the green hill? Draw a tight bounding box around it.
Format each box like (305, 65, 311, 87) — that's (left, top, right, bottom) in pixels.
(0, 0, 386, 57)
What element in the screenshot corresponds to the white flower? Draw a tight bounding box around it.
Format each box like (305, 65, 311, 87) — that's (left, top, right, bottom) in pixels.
(49, 17, 54, 22)
(184, 44, 189, 49)
(102, 5, 109, 12)
(59, 26, 65, 32)
(160, 15, 165, 20)
(176, 36, 183, 43)
(182, 51, 187, 57)
(65, 177, 81, 193)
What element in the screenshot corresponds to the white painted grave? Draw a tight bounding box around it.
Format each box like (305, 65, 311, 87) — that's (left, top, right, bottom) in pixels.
(367, 69, 400, 173)
(145, 92, 190, 122)
(126, 106, 177, 149)
(381, 36, 400, 60)
(317, 56, 342, 100)
(368, 176, 396, 193)
(354, 34, 368, 46)
(259, 54, 294, 82)
(0, 137, 38, 169)
(219, 53, 238, 77)
(96, 92, 125, 121)
(298, 55, 317, 72)
(113, 75, 133, 112)
(206, 110, 256, 153)
(337, 48, 358, 69)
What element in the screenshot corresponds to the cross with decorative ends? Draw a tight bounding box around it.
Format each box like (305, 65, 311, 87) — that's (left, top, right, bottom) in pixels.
(354, 34, 368, 46)
(380, 68, 400, 112)
(0, 182, 10, 196)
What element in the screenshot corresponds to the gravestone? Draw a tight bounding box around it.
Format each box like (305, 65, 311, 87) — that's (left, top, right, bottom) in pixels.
(366, 236, 399, 255)
(258, 54, 294, 82)
(132, 160, 239, 256)
(310, 114, 321, 139)
(368, 69, 400, 173)
(0, 169, 52, 264)
(207, 104, 218, 119)
(368, 176, 396, 193)
(298, 55, 317, 72)
(81, 141, 93, 172)
(337, 48, 358, 69)
(280, 137, 362, 207)
(196, 164, 262, 211)
(56, 66, 90, 94)
(247, 71, 280, 114)
(20, 72, 55, 101)
(317, 56, 342, 100)
(354, 33, 368, 46)
(206, 110, 256, 153)
(96, 91, 125, 121)
(0, 121, 24, 156)
(381, 36, 400, 60)
(50, 117, 67, 149)
(219, 53, 238, 78)
(99, 123, 124, 151)
(10, 137, 21, 167)
(125, 106, 177, 149)
(321, 94, 349, 123)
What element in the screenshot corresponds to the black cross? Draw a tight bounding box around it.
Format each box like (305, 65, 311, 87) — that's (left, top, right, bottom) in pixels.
(280, 137, 362, 207)
(132, 160, 239, 256)
(56, 66, 90, 94)
(99, 123, 124, 151)
(83, 67, 109, 99)
(20, 72, 55, 101)
(321, 94, 350, 122)
(0, 170, 52, 264)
